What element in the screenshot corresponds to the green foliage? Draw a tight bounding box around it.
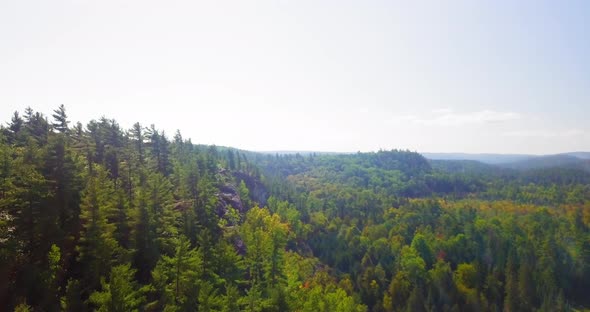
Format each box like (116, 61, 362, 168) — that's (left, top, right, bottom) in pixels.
(400, 246, 427, 284)
(44, 244, 61, 309)
(220, 284, 240, 312)
(51, 104, 69, 133)
(150, 235, 202, 311)
(241, 207, 288, 288)
(14, 302, 32, 312)
(77, 166, 121, 291)
(89, 264, 145, 312)
(238, 180, 252, 209)
(61, 279, 84, 312)
(1, 107, 589, 311)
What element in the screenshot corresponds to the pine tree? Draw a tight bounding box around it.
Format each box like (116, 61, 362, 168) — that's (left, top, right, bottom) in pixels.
(77, 167, 120, 293)
(148, 172, 177, 254)
(198, 281, 222, 312)
(24, 109, 50, 144)
(113, 190, 131, 249)
(5, 139, 49, 258)
(89, 264, 145, 312)
(147, 126, 172, 176)
(132, 182, 156, 283)
(130, 122, 145, 166)
(241, 207, 288, 290)
(221, 284, 241, 312)
(43, 132, 82, 257)
(42, 244, 61, 311)
(150, 235, 203, 311)
(8, 111, 24, 144)
(51, 104, 69, 133)
(133, 171, 177, 282)
(238, 180, 252, 210)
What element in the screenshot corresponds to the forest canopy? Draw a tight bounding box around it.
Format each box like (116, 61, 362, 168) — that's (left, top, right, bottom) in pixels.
(1, 106, 589, 312)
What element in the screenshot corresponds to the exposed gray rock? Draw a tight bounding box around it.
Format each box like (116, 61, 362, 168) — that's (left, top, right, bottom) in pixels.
(215, 183, 244, 225)
(233, 171, 269, 206)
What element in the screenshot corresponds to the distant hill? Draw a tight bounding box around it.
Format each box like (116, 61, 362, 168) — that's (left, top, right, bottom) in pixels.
(255, 150, 345, 156)
(422, 153, 534, 164)
(499, 154, 590, 171)
(423, 152, 590, 169)
(427, 156, 590, 189)
(250, 151, 590, 165)
(428, 159, 505, 175)
(562, 152, 590, 159)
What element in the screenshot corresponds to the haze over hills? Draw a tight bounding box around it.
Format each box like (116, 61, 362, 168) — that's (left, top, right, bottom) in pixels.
(422, 153, 535, 164)
(423, 151, 590, 169)
(265, 151, 590, 172)
(564, 152, 590, 159)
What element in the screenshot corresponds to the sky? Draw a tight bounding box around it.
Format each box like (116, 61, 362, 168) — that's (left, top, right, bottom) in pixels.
(1, 0, 589, 154)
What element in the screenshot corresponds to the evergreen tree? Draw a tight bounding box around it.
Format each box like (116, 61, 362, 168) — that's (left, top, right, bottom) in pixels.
(8, 111, 24, 144)
(150, 235, 203, 311)
(221, 284, 241, 312)
(77, 167, 120, 293)
(51, 104, 69, 133)
(133, 171, 177, 282)
(130, 122, 145, 167)
(89, 264, 145, 312)
(40, 244, 62, 311)
(238, 180, 252, 209)
(241, 207, 288, 290)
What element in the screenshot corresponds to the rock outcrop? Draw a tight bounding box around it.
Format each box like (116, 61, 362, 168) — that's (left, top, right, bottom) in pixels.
(216, 184, 245, 218)
(233, 171, 268, 206)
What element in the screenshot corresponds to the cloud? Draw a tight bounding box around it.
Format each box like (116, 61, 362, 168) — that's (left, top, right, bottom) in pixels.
(503, 129, 586, 138)
(391, 109, 520, 126)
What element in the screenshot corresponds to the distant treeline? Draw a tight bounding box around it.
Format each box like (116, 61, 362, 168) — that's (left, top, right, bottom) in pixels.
(0, 106, 588, 311)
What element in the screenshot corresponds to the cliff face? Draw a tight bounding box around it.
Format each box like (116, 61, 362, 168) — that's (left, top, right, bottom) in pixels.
(214, 169, 268, 225)
(173, 168, 268, 227)
(216, 184, 244, 216)
(214, 170, 268, 256)
(233, 171, 268, 206)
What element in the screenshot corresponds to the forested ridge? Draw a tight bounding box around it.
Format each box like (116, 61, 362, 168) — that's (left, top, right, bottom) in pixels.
(1, 106, 589, 311)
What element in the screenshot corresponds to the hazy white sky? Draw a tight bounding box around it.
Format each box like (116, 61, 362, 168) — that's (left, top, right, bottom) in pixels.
(1, 0, 589, 154)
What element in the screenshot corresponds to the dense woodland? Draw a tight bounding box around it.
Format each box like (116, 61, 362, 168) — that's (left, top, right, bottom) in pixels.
(1, 106, 589, 311)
